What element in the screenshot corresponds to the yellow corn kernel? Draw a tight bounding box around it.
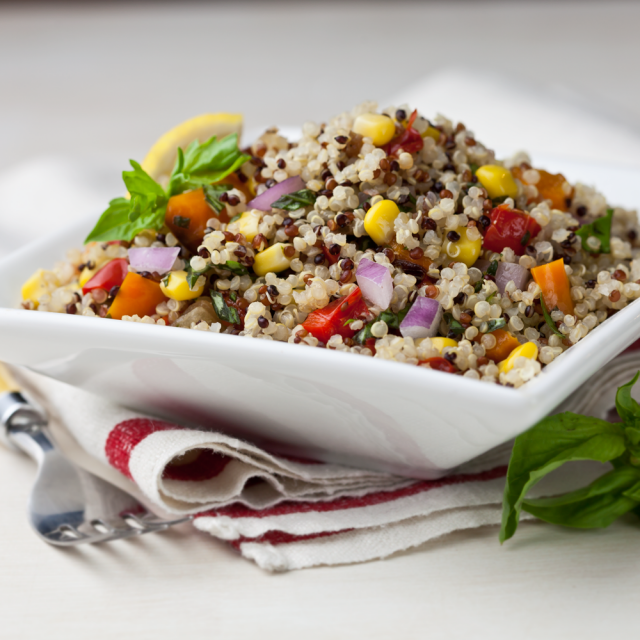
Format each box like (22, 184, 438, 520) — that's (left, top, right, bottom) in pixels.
(253, 243, 292, 277)
(352, 113, 396, 147)
(364, 199, 400, 246)
(443, 227, 482, 267)
(21, 269, 58, 308)
(79, 265, 99, 287)
(237, 210, 262, 242)
(476, 165, 518, 200)
(160, 270, 204, 301)
(498, 341, 539, 374)
(429, 337, 458, 353)
(422, 126, 440, 142)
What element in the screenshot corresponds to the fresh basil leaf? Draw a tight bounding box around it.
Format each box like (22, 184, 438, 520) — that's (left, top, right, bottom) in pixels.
(444, 312, 464, 335)
(186, 265, 209, 290)
(575, 208, 613, 254)
(203, 183, 232, 215)
(522, 466, 640, 529)
(270, 189, 316, 211)
(211, 290, 240, 325)
(85, 197, 166, 244)
(615, 371, 640, 424)
(487, 260, 499, 276)
(343, 318, 357, 326)
(167, 134, 250, 197)
(225, 260, 248, 276)
(353, 323, 373, 345)
(122, 160, 166, 203)
(500, 412, 626, 543)
(229, 291, 238, 302)
(474, 280, 483, 293)
(540, 297, 565, 339)
(485, 317, 506, 333)
(229, 214, 242, 224)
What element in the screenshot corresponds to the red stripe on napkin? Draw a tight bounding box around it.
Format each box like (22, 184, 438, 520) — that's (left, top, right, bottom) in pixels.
(197, 466, 508, 520)
(163, 449, 231, 482)
(105, 418, 181, 479)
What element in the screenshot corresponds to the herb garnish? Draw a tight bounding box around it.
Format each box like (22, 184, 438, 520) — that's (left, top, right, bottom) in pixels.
(487, 260, 499, 276)
(485, 317, 506, 333)
(270, 189, 316, 211)
(353, 307, 411, 344)
(575, 208, 613, 254)
(520, 230, 531, 246)
(539, 297, 565, 339)
(85, 134, 249, 244)
(501, 372, 640, 542)
(443, 312, 464, 335)
(225, 260, 249, 276)
(204, 183, 232, 214)
(211, 291, 240, 325)
(173, 216, 191, 229)
(186, 265, 209, 289)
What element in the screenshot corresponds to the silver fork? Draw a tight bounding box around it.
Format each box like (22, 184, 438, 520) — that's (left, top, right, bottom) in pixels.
(0, 365, 191, 546)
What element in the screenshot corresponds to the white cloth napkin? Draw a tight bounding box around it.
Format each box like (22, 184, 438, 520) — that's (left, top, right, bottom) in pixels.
(15, 367, 611, 572)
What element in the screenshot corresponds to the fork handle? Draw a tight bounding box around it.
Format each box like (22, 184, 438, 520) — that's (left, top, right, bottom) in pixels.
(0, 364, 47, 449)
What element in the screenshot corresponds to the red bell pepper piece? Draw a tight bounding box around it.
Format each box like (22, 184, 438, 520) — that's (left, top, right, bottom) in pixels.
(82, 258, 129, 295)
(483, 205, 541, 256)
(383, 109, 424, 157)
(302, 286, 368, 344)
(420, 357, 457, 374)
(322, 244, 341, 265)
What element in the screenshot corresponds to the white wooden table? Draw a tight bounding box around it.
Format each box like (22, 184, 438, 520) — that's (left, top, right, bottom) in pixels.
(2, 3, 640, 638)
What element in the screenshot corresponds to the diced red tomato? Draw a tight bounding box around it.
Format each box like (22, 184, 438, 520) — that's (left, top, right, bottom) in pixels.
(302, 286, 368, 344)
(364, 337, 377, 355)
(483, 205, 541, 256)
(383, 109, 424, 157)
(419, 357, 457, 374)
(82, 258, 129, 295)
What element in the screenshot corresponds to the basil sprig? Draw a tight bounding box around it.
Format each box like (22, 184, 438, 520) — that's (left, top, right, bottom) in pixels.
(85, 134, 249, 244)
(500, 372, 640, 542)
(575, 208, 613, 254)
(270, 189, 316, 211)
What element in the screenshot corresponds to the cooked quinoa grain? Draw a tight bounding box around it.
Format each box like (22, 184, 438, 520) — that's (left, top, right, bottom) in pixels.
(22, 103, 640, 388)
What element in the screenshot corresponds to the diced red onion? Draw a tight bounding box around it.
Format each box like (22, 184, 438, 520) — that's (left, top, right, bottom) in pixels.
(356, 258, 393, 310)
(128, 247, 181, 275)
(496, 262, 529, 294)
(399, 296, 443, 339)
(248, 176, 305, 211)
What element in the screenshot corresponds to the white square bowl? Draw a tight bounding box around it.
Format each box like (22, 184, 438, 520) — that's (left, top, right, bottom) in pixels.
(1, 161, 640, 478)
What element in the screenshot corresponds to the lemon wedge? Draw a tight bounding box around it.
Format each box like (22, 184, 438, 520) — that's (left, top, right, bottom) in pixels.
(141, 113, 244, 184)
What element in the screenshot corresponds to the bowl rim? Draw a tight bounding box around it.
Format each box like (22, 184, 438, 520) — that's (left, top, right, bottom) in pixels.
(2, 212, 640, 427)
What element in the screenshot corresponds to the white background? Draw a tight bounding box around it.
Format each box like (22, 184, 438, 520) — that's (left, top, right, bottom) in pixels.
(1, 2, 640, 638)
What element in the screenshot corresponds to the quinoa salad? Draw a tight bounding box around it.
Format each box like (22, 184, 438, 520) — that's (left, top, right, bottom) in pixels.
(20, 103, 640, 388)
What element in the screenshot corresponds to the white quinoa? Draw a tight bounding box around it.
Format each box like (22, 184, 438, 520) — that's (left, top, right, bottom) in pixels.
(25, 102, 640, 388)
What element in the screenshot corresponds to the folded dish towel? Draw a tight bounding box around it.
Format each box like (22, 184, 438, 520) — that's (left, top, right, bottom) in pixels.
(13, 365, 620, 572)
